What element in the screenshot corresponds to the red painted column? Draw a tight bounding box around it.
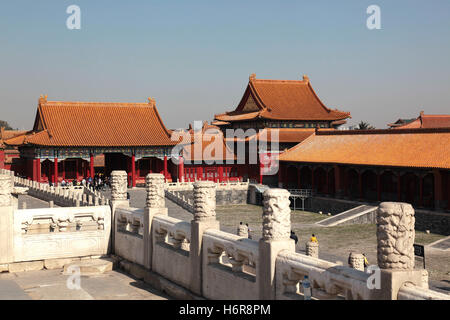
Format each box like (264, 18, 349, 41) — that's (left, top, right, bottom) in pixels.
(218, 166, 224, 183)
(447, 173, 450, 210)
(334, 165, 341, 197)
(325, 169, 329, 195)
(397, 173, 402, 201)
(90, 154, 94, 178)
(259, 161, 263, 185)
(345, 168, 350, 198)
(197, 167, 203, 181)
(358, 171, 363, 200)
(434, 169, 443, 209)
(178, 156, 184, 182)
(131, 154, 136, 188)
(136, 159, 140, 180)
(54, 158, 58, 186)
(377, 172, 381, 202)
(419, 175, 424, 207)
(0, 150, 5, 169)
(164, 155, 168, 181)
(37, 158, 41, 183)
(311, 167, 315, 191)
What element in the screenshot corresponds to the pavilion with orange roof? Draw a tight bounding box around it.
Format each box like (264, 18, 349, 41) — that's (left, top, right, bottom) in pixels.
(5, 95, 179, 187)
(212, 74, 351, 184)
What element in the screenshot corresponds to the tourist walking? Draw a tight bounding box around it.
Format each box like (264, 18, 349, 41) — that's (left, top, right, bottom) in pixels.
(309, 234, 318, 243)
(363, 253, 369, 272)
(290, 230, 298, 245)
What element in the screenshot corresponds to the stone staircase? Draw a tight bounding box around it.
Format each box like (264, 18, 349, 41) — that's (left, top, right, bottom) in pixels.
(426, 236, 450, 251)
(316, 205, 378, 227)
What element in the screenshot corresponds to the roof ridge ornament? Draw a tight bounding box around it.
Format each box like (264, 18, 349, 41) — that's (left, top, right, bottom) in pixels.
(249, 73, 256, 81)
(39, 94, 48, 104)
(303, 75, 309, 83)
(148, 97, 156, 107)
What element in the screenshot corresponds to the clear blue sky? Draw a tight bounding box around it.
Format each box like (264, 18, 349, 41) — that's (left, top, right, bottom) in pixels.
(1, 0, 449, 130)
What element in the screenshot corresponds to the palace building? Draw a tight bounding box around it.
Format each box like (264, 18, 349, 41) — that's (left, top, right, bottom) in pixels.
(279, 128, 450, 211)
(388, 111, 450, 129)
(213, 74, 351, 131)
(5, 96, 178, 187)
(213, 74, 351, 184)
(173, 121, 238, 182)
(0, 128, 28, 171)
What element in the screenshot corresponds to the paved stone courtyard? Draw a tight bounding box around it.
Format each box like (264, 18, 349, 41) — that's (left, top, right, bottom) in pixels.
(0, 268, 170, 300)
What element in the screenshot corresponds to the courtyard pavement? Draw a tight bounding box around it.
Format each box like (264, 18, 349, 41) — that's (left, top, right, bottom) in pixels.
(0, 268, 170, 300)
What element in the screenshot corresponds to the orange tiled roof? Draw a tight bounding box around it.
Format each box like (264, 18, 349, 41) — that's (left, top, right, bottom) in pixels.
(224, 128, 319, 144)
(211, 120, 230, 126)
(215, 75, 351, 122)
(0, 128, 28, 148)
(5, 96, 177, 147)
(390, 112, 450, 129)
(279, 128, 450, 170)
(180, 124, 235, 162)
(250, 128, 316, 143)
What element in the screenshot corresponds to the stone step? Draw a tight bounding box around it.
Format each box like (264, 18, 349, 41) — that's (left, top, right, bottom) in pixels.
(63, 258, 113, 276)
(316, 205, 377, 227)
(426, 236, 450, 251)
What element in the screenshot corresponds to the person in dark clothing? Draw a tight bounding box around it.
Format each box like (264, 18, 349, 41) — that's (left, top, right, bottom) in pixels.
(290, 230, 298, 244)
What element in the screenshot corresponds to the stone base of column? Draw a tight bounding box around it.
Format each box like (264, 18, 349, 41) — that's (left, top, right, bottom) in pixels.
(258, 239, 295, 300)
(143, 207, 168, 270)
(190, 219, 220, 296)
(371, 269, 425, 300)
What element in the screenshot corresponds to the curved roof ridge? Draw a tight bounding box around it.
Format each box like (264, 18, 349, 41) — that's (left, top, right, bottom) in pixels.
(305, 81, 350, 117)
(248, 78, 269, 111)
(251, 78, 309, 84)
(43, 100, 152, 107)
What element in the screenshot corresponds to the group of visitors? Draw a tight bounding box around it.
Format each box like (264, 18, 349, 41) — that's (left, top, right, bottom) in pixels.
(50, 173, 111, 191)
(288, 231, 316, 245)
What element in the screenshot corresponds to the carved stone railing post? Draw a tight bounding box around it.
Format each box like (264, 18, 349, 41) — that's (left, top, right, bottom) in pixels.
(110, 170, 129, 254)
(190, 181, 220, 296)
(375, 202, 426, 299)
(259, 188, 295, 300)
(237, 224, 248, 237)
(144, 173, 168, 270)
(0, 174, 14, 265)
(348, 252, 365, 271)
(306, 241, 319, 258)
